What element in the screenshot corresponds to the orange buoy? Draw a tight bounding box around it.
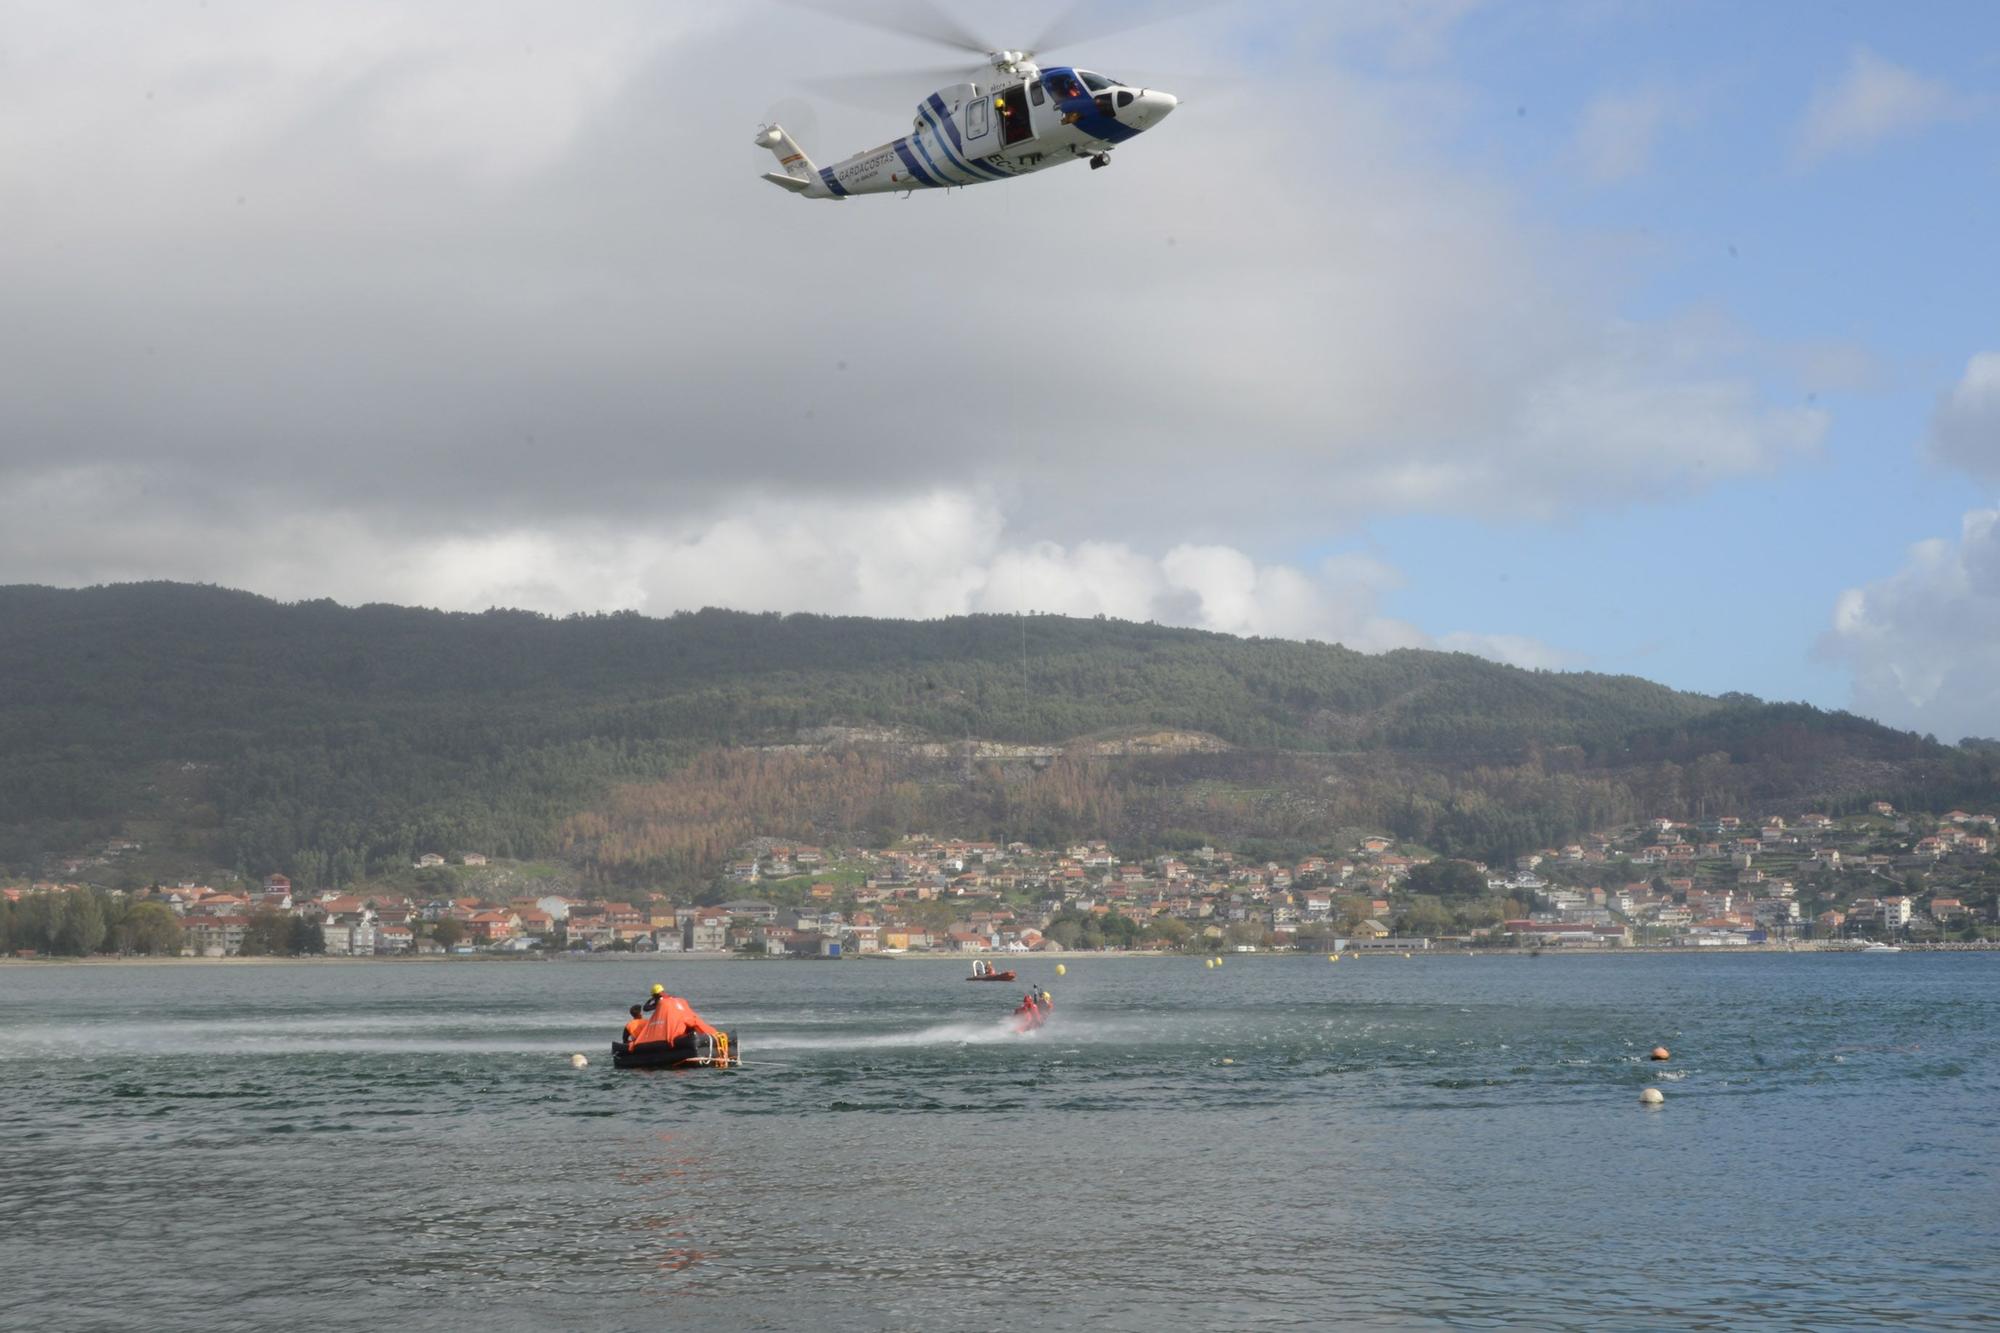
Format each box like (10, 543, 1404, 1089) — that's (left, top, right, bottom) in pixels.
(1649, 1046, 1670, 1062)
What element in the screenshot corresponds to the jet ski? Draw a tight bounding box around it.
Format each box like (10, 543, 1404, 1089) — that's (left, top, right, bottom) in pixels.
(612, 1029, 739, 1070)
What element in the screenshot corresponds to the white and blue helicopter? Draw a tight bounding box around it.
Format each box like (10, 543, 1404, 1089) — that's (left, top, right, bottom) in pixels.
(757, 2, 1184, 199)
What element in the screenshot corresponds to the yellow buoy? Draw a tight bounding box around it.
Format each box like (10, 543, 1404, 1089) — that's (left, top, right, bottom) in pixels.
(1328, 955, 1336, 963)
(1639, 1087, 1664, 1106)
(1056, 963, 1067, 976)
(569, 1053, 589, 1069)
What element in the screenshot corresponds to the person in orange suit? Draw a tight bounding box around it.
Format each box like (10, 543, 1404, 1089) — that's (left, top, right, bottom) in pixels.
(633, 983, 720, 1048)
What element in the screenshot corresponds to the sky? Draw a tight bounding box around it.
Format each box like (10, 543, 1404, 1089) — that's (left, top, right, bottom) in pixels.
(2, 0, 1996, 739)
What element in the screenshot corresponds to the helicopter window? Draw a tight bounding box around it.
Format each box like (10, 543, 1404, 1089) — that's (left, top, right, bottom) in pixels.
(1030, 81, 1045, 107)
(1044, 71, 1084, 101)
(1079, 71, 1114, 92)
(965, 96, 990, 139)
(1117, 90, 1135, 108)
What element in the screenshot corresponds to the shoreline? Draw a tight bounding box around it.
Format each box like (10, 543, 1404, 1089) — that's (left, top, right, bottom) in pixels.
(6, 942, 1993, 967)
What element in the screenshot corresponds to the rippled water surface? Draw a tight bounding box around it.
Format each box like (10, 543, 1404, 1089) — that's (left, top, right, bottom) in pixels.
(4, 953, 1997, 1330)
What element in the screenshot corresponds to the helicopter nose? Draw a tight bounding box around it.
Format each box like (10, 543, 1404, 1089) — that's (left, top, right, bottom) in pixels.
(1131, 90, 1178, 127)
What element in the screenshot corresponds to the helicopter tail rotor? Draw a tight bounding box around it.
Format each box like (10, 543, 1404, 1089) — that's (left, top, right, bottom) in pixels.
(756, 122, 820, 195)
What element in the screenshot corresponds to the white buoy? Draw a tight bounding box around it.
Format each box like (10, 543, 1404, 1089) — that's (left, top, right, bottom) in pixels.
(570, 1053, 589, 1069)
(1639, 1087, 1664, 1106)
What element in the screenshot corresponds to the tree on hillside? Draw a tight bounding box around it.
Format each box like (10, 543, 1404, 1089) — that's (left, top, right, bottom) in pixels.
(118, 902, 183, 956)
(1396, 895, 1454, 938)
(430, 917, 465, 949)
(1336, 892, 1384, 924)
(239, 910, 292, 956)
(1225, 920, 1271, 948)
(1403, 859, 1488, 902)
(52, 889, 106, 956)
(289, 915, 325, 955)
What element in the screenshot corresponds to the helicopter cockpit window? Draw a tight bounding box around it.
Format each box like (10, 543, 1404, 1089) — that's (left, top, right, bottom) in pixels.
(1117, 90, 1134, 108)
(1044, 71, 1084, 101)
(1079, 71, 1115, 92)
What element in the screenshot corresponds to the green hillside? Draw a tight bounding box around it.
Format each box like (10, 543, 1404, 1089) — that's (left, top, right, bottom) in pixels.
(1, 582, 1986, 886)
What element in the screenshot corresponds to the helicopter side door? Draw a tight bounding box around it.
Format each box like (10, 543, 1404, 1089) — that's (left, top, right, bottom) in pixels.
(1027, 75, 1057, 138)
(997, 83, 1032, 146)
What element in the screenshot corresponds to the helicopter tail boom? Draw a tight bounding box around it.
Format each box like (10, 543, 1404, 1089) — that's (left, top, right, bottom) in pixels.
(756, 123, 835, 199)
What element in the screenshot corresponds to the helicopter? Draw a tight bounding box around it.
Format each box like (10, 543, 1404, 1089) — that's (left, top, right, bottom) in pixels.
(757, 2, 1184, 199)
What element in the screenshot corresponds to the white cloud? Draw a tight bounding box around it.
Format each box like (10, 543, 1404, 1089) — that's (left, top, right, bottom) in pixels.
(1438, 631, 1572, 670)
(3, 469, 1557, 666)
(1794, 47, 1968, 166)
(1927, 351, 2000, 484)
(1574, 85, 1679, 183)
(1823, 508, 2000, 741)
(1153, 546, 1424, 649)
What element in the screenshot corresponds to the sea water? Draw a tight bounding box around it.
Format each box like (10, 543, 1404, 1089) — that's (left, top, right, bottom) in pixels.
(3, 953, 1996, 1330)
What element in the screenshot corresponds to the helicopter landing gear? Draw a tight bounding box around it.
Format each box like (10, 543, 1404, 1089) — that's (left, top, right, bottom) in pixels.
(1089, 152, 1111, 170)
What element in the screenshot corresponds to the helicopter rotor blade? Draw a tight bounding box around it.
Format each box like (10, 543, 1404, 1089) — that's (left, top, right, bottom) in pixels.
(1096, 65, 1243, 99)
(801, 66, 980, 112)
(1027, 0, 1229, 60)
(771, 0, 995, 58)
(762, 97, 821, 142)
(752, 97, 820, 167)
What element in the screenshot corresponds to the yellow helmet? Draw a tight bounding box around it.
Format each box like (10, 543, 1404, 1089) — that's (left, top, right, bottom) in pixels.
(651, 984, 664, 995)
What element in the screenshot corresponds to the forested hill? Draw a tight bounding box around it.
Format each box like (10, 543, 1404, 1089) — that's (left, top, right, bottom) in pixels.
(2, 581, 1985, 886)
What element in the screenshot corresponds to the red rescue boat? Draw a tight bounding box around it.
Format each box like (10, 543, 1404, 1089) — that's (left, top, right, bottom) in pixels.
(967, 960, 1016, 982)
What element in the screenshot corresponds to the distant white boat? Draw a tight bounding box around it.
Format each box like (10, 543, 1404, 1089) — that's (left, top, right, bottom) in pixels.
(1858, 941, 1902, 953)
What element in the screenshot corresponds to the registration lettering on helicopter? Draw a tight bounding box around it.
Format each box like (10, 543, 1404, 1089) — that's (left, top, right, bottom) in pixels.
(843, 148, 897, 181)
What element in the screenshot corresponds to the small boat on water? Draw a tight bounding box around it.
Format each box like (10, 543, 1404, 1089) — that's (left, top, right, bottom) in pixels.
(612, 1029, 739, 1069)
(967, 959, 1016, 982)
(1858, 941, 1903, 953)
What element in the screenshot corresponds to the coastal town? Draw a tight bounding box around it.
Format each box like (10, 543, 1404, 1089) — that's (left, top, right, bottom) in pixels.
(6, 802, 1997, 958)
